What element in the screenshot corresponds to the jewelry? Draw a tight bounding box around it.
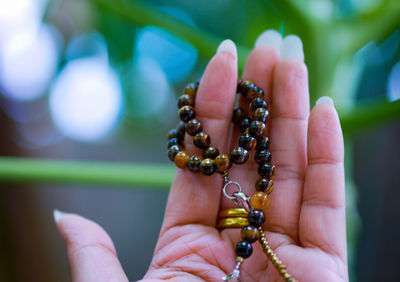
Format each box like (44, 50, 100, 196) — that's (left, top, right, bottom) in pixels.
(167, 80, 296, 281)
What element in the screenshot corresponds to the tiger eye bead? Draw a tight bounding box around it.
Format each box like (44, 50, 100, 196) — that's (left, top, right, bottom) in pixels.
(241, 225, 260, 243)
(238, 133, 256, 151)
(215, 154, 231, 173)
(256, 136, 270, 150)
(247, 210, 265, 227)
(255, 178, 274, 193)
(185, 119, 203, 136)
(178, 94, 195, 108)
(179, 106, 196, 122)
(167, 137, 179, 148)
(188, 156, 201, 172)
(253, 108, 269, 123)
(230, 147, 249, 164)
(168, 145, 181, 161)
(235, 241, 253, 258)
(194, 132, 210, 149)
(174, 151, 190, 169)
(200, 158, 215, 176)
(258, 163, 277, 179)
(167, 129, 177, 140)
(202, 146, 219, 159)
(239, 117, 251, 133)
(250, 191, 270, 210)
(247, 86, 264, 101)
(249, 121, 266, 137)
(254, 149, 272, 164)
(250, 97, 268, 112)
(232, 108, 245, 124)
(238, 80, 255, 98)
(184, 82, 198, 96)
(176, 121, 186, 141)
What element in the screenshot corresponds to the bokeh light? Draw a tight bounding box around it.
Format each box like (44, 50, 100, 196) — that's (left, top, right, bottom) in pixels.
(388, 61, 400, 102)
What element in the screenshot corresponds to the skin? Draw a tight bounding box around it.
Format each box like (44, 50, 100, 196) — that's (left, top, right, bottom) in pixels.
(56, 44, 348, 282)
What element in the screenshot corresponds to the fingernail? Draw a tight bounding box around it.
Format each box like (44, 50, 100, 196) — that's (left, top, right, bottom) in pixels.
(280, 35, 304, 62)
(216, 39, 237, 59)
(53, 209, 64, 222)
(254, 29, 282, 49)
(316, 96, 334, 106)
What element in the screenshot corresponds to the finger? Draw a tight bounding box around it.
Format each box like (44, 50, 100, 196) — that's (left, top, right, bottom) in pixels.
(162, 40, 238, 232)
(54, 210, 128, 282)
(299, 98, 346, 261)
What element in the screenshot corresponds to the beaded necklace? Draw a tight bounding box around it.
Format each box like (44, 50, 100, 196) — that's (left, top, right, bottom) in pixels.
(167, 80, 296, 281)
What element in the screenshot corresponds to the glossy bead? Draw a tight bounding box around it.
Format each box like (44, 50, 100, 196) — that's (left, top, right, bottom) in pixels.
(202, 146, 219, 159)
(249, 121, 266, 137)
(247, 86, 264, 101)
(230, 147, 249, 164)
(254, 149, 272, 164)
(250, 97, 268, 112)
(185, 119, 203, 136)
(241, 225, 260, 243)
(194, 132, 210, 149)
(215, 154, 231, 173)
(256, 136, 270, 150)
(250, 191, 270, 210)
(167, 129, 177, 140)
(184, 82, 198, 96)
(253, 108, 269, 123)
(235, 241, 253, 258)
(176, 121, 186, 141)
(247, 210, 265, 227)
(168, 145, 181, 161)
(200, 158, 215, 176)
(255, 178, 274, 193)
(179, 106, 196, 122)
(258, 163, 277, 178)
(239, 117, 251, 133)
(238, 133, 256, 151)
(178, 94, 195, 108)
(232, 108, 245, 124)
(188, 156, 201, 172)
(167, 138, 179, 148)
(174, 151, 190, 169)
(238, 80, 255, 98)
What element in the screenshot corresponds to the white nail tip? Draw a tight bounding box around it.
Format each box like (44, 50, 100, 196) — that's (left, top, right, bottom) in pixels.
(281, 35, 304, 62)
(53, 209, 64, 222)
(216, 39, 237, 58)
(254, 29, 283, 49)
(316, 96, 334, 106)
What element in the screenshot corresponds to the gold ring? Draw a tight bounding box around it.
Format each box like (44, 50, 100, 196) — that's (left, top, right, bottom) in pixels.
(218, 208, 248, 219)
(217, 217, 248, 229)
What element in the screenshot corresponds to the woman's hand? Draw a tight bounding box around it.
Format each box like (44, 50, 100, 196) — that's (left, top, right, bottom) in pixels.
(55, 30, 348, 282)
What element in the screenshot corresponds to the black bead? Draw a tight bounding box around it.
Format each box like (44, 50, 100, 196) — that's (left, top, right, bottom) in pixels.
(249, 121, 266, 137)
(167, 129, 177, 140)
(185, 119, 203, 136)
(239, 117, 251, 133)
(250, 97, 268, 112)
(247, 210, 265, 227)
(200, 158, 215, 176)
(188, 156, 201, 172)
(256, 136, 270, 150)
(168, 145, 181, 162)
(253, 108, 269, 123)
(258, 163, 276, 178)
(202, 146, 219, 159)
(176, 121, 186, 142)
(232, 108, 245, 124)
(235, 241, 253, 258)
(254, 149, 272, 164)
(230, 147, 249, 164)
(238, 133, 256, 151)
(247, 86, 264, 101)
(179, 106, 196, 122)
(167, 138, 179, 148)
(178, 94, 195, 108)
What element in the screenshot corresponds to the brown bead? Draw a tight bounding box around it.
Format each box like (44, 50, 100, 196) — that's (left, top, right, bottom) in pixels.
(193, 132, 210, 149)
(185, 119, 203, 136)
(237, 80, 255, 98)
(188, 156, 201, 172)
(167, 138, 179, 148)
(254, 149, 272, 164)
(241, 225, 260, 243)
(176, 121, 186, 142)
(255, 178, 274, 193)
(200, 158, 215, 176)
(258, 163, 277, 179)
(247, 86, 264, 101)
(249, 121, 266, 137)
(239, 117, 251, 133)
(167, 129, 177, 140)
(250, 191, 270, 210)
(168, 145, 181, 161)
(232, 108, 245, 124)
(174, 151, 190, 169)
(202, 146, 219, 159)
(256, 136, 270, 150)
(184, 82, 198, 96)
(178, 94, 195, 108)
(238, 133, 256, 151)
(215, 154, 231, 173)
(253, 108, 269, 123)
(250, 97, 268, 112)
(179, 105, 195, 122)
(230, 147, 249, 164)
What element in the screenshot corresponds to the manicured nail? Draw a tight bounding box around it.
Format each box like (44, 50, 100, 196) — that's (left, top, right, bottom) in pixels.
(216, 39, 237, 59)
(280, 35, 304, 62)
(254, 29, 282, 49)
(316, 96, 334, 106)
(53, 209, 64, 222)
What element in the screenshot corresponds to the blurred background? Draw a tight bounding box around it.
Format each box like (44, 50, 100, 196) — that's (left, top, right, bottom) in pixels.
(0, 0, 399, 281)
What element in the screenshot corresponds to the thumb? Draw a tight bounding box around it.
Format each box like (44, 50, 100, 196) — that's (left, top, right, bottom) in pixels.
(54, 210, 129, 282)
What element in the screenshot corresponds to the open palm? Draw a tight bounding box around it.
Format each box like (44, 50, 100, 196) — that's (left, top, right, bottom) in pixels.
(55, 33, 348, 282)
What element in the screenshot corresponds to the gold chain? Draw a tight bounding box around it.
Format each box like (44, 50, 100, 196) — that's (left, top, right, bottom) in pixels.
(258, 227, 297, 282)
